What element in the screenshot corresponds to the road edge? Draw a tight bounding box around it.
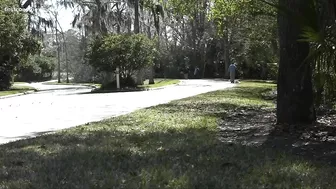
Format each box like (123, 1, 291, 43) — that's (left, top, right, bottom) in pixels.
(0, 90, 36, 99)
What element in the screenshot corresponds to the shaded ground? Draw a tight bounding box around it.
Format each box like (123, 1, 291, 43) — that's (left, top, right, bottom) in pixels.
(217, 82, 336, 165)
(0, 81, 335, 188)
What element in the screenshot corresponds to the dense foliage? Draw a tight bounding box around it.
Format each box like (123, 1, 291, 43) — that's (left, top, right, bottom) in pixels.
(87, 34, 156, 83)
(15, 55, 56, 82)
(58, 0, 280, 82)
(0, 0, 41, 90)
(303, 0, 336, 108)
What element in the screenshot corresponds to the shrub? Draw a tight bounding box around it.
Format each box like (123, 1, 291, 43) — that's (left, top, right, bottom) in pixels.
(265, 63, 278, 80)
(15, 55, 56, 82)
(87, 34, 156, 82)
(101, 76, 137, 89)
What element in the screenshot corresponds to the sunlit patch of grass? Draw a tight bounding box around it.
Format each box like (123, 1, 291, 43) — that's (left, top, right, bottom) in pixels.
(13, 82, 29, 85)
(44, 81, 101, 88)
(0, 86, 36, 97)
(138, 79, 180, 89)
(0, 81, 335, 188)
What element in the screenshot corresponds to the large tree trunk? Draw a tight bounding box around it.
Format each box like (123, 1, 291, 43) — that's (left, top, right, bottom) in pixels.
(148, 16, 155, 85)
(134, 0, 144, 85)
(223, 31, 230, 79)
(191, 17, 197, 68)
(276, 0, 316, 125)
(55, 15, 61, 83)
(116, 3, 121, 33)
(134, 0, 140, 34)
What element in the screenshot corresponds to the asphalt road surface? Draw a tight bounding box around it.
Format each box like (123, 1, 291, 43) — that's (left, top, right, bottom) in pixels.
(0, 79, 234, 144)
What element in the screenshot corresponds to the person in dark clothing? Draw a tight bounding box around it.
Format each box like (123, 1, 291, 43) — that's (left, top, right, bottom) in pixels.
(194, 66, 200, 79)
(228, 63, 236, 83)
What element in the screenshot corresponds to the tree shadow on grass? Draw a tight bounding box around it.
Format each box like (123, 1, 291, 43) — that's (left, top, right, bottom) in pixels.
(262, 113, 336, 165)
(0, 86, 335, 188)
(0, 104, 335, 188)
(243, 80, 277, 84)
(0, 123, 250, 188)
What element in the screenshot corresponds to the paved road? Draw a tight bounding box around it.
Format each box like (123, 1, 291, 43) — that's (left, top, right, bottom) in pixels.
(0, 80, 234, 144)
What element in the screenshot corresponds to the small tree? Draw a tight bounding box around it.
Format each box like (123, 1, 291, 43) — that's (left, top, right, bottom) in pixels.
(88, 34, 156, 86)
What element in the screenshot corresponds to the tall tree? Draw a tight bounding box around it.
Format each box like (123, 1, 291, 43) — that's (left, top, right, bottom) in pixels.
(134, 0, 140, 33)
(134, 0, 145, 85)
(145, 1, 164, 84)
(276, 0, 316, 124)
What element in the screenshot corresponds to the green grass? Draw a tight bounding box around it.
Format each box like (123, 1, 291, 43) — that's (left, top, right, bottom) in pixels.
(13, 82, 29, 85)
(44, 81, 101, 88)
(0, 85, 36, 97)
(138, 79, 180, 89)
(0, 81, 335, 188)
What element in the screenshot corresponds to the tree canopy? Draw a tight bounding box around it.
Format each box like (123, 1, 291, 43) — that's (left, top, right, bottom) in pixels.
(88, 34, 156, 80)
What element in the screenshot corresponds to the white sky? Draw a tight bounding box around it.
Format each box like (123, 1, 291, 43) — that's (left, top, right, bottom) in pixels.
(37, 0, 76, 32)
(58, 7, 75, 31)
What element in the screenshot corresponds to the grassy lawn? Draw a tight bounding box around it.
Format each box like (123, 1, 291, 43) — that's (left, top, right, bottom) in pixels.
(1, 81, 336, 188)
(13, 82, 29, 85)
(44, 81, 101, 88)
(0, 85, 36, 97)
(138, 79, 180, 89)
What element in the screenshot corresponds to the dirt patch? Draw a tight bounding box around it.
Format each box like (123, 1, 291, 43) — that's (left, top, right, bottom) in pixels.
(219, 108, 276, 146)
(219, 108, 336, 165)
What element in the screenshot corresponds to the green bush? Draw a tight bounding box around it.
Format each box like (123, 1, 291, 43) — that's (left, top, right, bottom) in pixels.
(265, 63, 278, 80)
(15, 55, 56, 82)
(87, 34, 156, 81)
(0, 55, 18, 90)
(101, 76, 137, 89)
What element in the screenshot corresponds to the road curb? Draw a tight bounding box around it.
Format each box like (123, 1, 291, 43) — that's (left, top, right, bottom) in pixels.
(0, 90, 36, 99)
(91, 81, 181, 93)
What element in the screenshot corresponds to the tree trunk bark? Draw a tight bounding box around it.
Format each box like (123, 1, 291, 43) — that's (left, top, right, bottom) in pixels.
(276, 0, 316, 125)
(134, 0, 144, 85)
(55, 15, 61, 83)
(134, 0, 140, 34)
(116, 3, 121, 33)
(191, 17, 197, 68)
(148, 16, 155, 85)
(223, 30, 230, 79)
(127, 17, 132, 33)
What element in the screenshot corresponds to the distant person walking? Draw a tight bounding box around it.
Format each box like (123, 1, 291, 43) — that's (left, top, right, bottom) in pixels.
(228, 63, 236, 83)
(194, 66, 200, 79)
